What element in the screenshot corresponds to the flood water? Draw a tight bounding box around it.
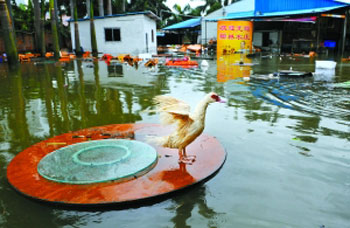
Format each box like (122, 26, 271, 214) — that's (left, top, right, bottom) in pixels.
(0, 55, 350, 227)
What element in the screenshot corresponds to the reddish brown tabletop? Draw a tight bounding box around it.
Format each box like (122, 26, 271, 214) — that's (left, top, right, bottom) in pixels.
(7, 123, 226, 206)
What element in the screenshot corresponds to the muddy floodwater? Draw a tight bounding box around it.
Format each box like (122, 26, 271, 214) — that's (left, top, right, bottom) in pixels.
(0, 55, 349, 227)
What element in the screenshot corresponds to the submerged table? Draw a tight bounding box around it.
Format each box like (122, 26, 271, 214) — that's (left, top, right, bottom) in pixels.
(7, 123, 226, 207)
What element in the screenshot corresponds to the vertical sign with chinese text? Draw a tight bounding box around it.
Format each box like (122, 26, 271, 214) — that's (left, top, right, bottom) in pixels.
(216, 21, 253, 82)
(217, 21, 253, 55)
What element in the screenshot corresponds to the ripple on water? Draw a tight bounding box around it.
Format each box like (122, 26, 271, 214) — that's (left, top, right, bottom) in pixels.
(246, 79, 350, 120)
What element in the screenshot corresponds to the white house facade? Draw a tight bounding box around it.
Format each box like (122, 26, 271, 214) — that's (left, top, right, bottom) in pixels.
(70, 12, 158, 56)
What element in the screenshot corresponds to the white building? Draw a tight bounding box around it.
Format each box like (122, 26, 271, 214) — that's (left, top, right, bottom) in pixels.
(70, 11, 159, 56)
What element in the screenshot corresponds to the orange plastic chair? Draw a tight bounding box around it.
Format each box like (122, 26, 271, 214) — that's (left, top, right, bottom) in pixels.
(83, 51, 91, 58)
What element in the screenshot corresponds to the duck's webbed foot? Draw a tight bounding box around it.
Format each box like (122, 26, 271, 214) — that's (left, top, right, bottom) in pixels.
(178, 156, 195, 164)
(178, 148, 196, 164)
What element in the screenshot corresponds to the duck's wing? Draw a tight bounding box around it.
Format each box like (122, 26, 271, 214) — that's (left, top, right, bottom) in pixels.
(153, 95, 191, 114)
(153, 95, 193, 125)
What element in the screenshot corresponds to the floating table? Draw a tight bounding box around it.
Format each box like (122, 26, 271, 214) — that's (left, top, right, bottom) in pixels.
(7, 123, 226, 207)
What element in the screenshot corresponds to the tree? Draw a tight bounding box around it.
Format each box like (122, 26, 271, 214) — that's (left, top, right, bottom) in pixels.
(202, 0, 222, 15)
(89, 0, 98, 57)
(71, 0, 81, 56)
(112, 0, 125, 13)
(11, 2, 34, 32)
(86, 0, 90, 17)
(39, 0, 46, 56)
(106, 0, 112, 15)
(5, 0, 14, 29)
(0, 0, 18, 64)
(98, 0, 103, 16)
(223, 0, 240, 6)
(49, 0, 60, 59)
(166, 4, 193, 25)
(127, 0, 169, 15)
(33, 0, 41, 53)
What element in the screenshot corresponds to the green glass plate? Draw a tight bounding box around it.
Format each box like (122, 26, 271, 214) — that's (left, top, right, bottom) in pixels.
(37, 139, 157, 184)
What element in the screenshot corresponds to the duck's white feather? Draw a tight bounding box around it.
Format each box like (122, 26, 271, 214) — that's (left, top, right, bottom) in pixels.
(150, 93, 219, 150)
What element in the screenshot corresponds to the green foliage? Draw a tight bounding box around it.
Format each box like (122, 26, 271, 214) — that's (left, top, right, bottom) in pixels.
(12, 2, 34, 32)
(165, 3, 194, 26)
(5, 0, 236, 47)
(225, 0, 240, 6)
(206, 1, 222, 14)
(125, 0, 171, 27)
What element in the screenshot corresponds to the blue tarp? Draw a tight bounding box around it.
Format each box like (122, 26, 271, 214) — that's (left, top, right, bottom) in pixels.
(162, 18, 201, 30)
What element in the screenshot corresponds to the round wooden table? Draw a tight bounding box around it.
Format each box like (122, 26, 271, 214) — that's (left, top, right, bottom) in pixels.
(7, 123, 226, 207)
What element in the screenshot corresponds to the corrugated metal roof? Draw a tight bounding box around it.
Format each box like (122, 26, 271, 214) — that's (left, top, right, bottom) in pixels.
(162, 18, 201, 30)
(255, 0, 345, 13)
(225, 11, 256, 19)
(207, 0, 349, 21)
(335, 0, 350, 3)
(258, 5, 347, 17)
(206, 0, 350, 21)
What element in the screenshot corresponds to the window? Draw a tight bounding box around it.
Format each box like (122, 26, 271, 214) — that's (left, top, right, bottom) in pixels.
(108, 64, 123, 77)
(151, 29, 154, 43)
(105, 28, 121, 42)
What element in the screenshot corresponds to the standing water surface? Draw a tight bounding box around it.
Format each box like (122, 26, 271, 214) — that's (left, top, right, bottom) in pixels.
(0, 56, 349, 227)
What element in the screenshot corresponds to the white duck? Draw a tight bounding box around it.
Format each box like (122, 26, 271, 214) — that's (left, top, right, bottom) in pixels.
(151, 92, 225, 163)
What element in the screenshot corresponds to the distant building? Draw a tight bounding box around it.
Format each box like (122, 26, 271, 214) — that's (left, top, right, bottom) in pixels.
(161, 18, 202, 44)
(70, 11, 159, 56)
(201, 0, 350, 55)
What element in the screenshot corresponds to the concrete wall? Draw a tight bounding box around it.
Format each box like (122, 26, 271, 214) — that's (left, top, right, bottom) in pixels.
(70, 14, 157, 56)
(0, 32, 53, 53)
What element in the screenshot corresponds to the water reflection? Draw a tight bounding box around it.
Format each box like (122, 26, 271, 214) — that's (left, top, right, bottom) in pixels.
(77, 60, 88, 129)
(0, 62, 163, 152)
(170, 185, 218, 228)
(217, 54, 252, 82)
(0, 179, 59, 227)
(0, 57, 350, 227)
(159, 162, 219, 227)
(8, 68, 31, 150)
(107, 63, 123, 77)
(42, 65, 55, 136)
(57, 65, 71, 132)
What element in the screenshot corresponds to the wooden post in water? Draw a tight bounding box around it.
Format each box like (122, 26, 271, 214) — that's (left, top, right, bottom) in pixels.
(0, 0, 18, 64)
